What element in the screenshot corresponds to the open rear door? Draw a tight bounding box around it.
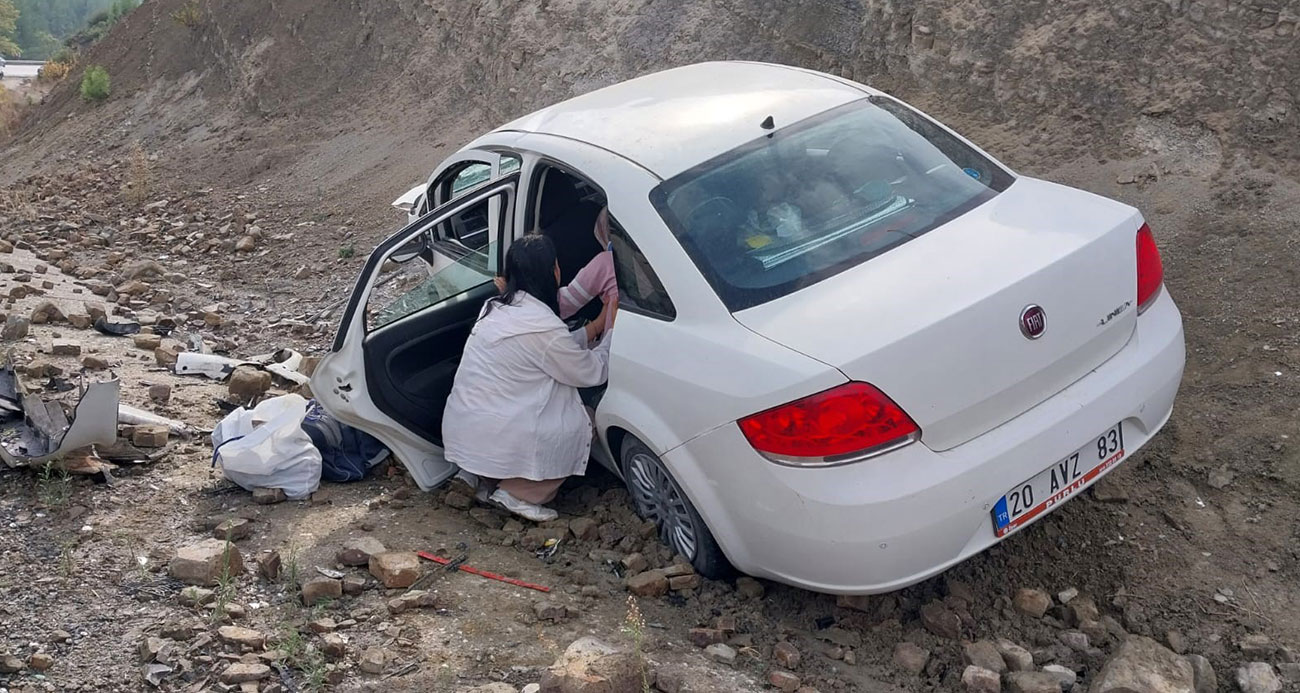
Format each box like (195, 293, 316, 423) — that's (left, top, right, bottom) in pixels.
(313, 176, 518, 489)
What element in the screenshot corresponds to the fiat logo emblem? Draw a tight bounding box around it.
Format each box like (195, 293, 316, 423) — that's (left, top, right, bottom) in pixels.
(1020, 305, 1047, 339)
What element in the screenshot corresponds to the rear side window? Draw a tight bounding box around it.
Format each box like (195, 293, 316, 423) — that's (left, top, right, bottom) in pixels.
(609, 222, 675, 320)
(650, 97, 1014, 311)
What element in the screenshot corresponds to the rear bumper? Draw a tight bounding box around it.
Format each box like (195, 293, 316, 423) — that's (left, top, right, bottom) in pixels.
(663, 290, 1185, 594)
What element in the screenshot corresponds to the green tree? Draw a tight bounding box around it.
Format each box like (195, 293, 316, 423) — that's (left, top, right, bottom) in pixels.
(0, 0, 20, 57)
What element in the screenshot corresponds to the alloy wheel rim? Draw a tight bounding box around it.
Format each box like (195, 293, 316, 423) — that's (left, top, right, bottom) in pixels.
(627, 451, 698, 560)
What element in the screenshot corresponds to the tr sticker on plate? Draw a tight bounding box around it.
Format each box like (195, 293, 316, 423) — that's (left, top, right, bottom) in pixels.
(993, 423, 1125, 537)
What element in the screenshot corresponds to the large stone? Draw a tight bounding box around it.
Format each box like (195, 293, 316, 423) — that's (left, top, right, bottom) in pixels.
(688, 628, 725, 648)
(893, 642, 930, 675)
(920, 601, 962, 639)
(255, 550, 281, 580)
(213, 518, 252, 541)
(773, 641, 801, 669)
(169, 539, 243, 586)
(217, 626, 266, 650)
(228, 366, 272, 403)
(1008, 671, 1064, 693)
(220, 662, 271, 684)
(962, 665, 1001, 693)
(1235, 663, 1282, 693)
(369, 552, 421, 588)
(1240, 634, 1276, 659)
(1042, 665, 1078, 691)
(1013, 588, 1053, 618)
(997, 638, 1035, 672)
(337, 536, 387, 566)
(964, 640, 1008, 673)
(735, 576, 765, 599)
(321, 633, 347, 659)
(539, 637, 644, 692)
(2, 315, 29, 341)
(1089, 635, 1194, 693)
(1185, 654, 1216, 693)
(706, 643, 737, 665)
(625, 569, 669, 597)
(387, 589, 437, 614)
(133, 424, 170, 448)
(768, 670, 801, 692)
(359, 647, 388, 675)
(0, 654, 23, 673)
(29, 653, 54, 672)
(30, 300, 66, 324)
(251, 487, 286, 505)
(301, 577, 342, 605)
(133, 333, 163, 350)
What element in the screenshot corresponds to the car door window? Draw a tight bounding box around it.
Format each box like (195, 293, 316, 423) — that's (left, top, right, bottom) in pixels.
(367, 191, 508, 332)
(609, 221, 676, 320)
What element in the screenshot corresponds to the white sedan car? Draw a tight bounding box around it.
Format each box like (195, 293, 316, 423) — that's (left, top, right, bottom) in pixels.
(314, 62, 1185, 594)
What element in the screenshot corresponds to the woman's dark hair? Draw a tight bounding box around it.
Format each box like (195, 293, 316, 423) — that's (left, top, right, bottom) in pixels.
(484, 234, 560, 318)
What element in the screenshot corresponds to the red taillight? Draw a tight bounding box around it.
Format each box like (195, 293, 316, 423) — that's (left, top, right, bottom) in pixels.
(1136, 223, 1164, 313)
(738, 382, 919, 465)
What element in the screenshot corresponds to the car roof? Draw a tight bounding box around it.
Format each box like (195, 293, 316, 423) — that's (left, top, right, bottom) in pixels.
(495, 62, 873, 179)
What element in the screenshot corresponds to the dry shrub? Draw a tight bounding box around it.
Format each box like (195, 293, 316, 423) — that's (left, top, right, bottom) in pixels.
(0, 84, 19, 137)
(171, 1, 202, 29)
(126, 141, 152, 206)
(0, 188, 38, 222)
(39, 59, 76, 83)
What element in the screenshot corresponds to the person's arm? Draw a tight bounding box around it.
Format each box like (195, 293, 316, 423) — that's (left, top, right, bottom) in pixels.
(541, 327, 612, 388)
(559, 251, 616, 319)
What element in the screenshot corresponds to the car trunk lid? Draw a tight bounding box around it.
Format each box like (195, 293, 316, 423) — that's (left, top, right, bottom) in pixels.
(732, 177, 1144, 451)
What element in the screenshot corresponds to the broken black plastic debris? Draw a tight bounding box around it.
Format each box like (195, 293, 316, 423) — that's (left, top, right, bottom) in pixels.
(92, 316, 142, 336)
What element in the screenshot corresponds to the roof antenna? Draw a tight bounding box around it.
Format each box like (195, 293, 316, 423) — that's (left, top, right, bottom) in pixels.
(760, 115, 775, 130)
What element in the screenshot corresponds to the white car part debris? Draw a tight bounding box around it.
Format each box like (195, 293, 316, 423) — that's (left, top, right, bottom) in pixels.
(0, 358, 121, 468)
(211, 393, 321, 500)
(119, 404, 195, 436)
(174, 349, 309, 385)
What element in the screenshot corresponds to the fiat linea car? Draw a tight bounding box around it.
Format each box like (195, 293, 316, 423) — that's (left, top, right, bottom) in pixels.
(312, 61, 1186, 594)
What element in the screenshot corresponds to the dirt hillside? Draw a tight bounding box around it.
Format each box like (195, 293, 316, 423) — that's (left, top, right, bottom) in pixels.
(0, 1, 1298, 692)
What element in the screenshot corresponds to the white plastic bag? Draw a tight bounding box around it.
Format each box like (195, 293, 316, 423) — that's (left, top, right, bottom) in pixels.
(211, 394, 321, 499)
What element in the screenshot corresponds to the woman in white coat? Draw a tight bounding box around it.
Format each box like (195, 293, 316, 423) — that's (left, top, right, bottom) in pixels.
(442, 234, 616, 521)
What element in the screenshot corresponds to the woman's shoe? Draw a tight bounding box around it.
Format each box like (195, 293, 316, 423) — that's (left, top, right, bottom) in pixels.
(489, 489, 558, 522)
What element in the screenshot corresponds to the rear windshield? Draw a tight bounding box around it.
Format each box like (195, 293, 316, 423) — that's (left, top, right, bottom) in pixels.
(650, 96, 1014, 311)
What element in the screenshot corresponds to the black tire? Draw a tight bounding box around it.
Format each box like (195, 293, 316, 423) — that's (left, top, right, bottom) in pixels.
(620, 436, 732, 579)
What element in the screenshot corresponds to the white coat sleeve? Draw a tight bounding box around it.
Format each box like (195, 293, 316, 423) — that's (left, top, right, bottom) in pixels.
(541, 329, 611, 388)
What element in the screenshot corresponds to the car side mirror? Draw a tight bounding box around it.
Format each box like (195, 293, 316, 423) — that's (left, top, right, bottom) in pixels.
(388, 234, 428, 264)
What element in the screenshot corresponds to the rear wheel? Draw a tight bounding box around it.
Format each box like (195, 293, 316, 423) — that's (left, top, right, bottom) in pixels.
(620, 436, 731, 579)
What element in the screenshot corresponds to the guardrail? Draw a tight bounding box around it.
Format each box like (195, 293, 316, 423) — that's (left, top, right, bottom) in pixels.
(4, 60, 46, 66)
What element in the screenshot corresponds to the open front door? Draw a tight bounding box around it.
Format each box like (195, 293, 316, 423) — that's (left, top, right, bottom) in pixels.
(313, 176, 518, 490)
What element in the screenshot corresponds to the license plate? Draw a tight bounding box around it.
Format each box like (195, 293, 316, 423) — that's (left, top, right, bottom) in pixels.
(993, 423, 1125, 537)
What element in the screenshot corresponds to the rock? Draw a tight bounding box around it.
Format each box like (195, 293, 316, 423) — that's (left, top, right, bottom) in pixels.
(1207, 465, 1234, 489)
(1240, 634, 1275, 659)
(252, 487, 286, 504)
(769, 670, 801, 691)
(920, 601, 962, 639)
(217, 626, 266, 650)
(1014, 588, 1053, 618)
(337, 536, 387, 566)
(962, 665, 1001, 693)
(148, 383, 171, 403)
(0, 654, 24, 673)
(1090, 476, 1129, 503)
(369, 552, 421, 588)
(309, 618, 337, 633)
(1236, 663, 1282, 693)
(444, 491, 473, 510)
(228, 366, 272, 402)
(221, 662, 272, 684)
(1185, 654, 1216, 693)
(964, 640, 1008, 673)
(1090, 635, 1194, 693)
(359, 647, 388, 674)
(140, 636, 166, 662)
(29, 652, 54, 671)
(773, 641, 801, 669)
(469, 507, 505, 529)
(132, 424, 169, 448)
(342, 574, 367, 595)
(894, 642, 929, 674)
(51, 630, 71, 644)
(1070, 597, 1100, 624)
(468, 685, 518, 693)
(1081, 619, 1108, 644)
(735, 576, 765, 599)
(1060, 630, 1090, 652)
(1058, 587, 1080, 604)
(386, 589, 438, 614)
(997, 639, 1035, 672)
(213, 518, 253, 541)
(1007, 671, 1063, 693)
(81, 354, 110, 370)
(1277, 663, 1300, 683)
(626, 569, 669, 597)
(67, 313, 92, 329)
(178, 586, 216, 606)
(169, 539, 243, 586)
(620, 553, 648, 574)
(155, 343, 183, 367)
(31, 300, 66, 324)
(236, 236, 257, 252)
(688, 628, 725, 648)
(669, 574, 701, 591)
(301, 576, 342, 605)
(255, 550, 281, 580)
(533, 600, 568, 623)
(569, 517, 598, 541)
(133, 333, 163, 350)
(2, 315, 29, 341)
(1042, 664, 1077, 690)
(539, 637, 643, 692)
(706, 643, 737, 665)
(51, 339, 81, 356)
(321, 633, 347, 659)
